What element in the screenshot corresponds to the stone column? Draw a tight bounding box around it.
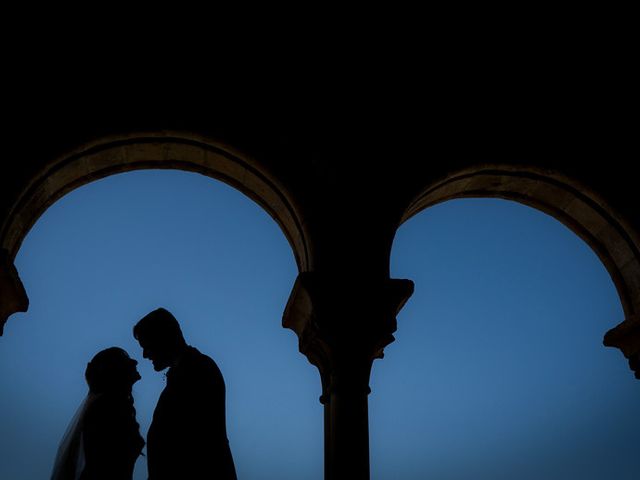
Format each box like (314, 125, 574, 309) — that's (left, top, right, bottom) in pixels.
(0, 249, 29, 336)
(603, 315, 640, 379)
(283, 272, 414, 479)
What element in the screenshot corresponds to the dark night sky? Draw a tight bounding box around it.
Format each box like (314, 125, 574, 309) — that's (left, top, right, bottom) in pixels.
(0, 170, 637, 479)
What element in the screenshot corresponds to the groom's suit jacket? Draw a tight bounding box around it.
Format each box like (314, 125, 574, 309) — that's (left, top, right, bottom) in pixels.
(147, 346, 236, 479)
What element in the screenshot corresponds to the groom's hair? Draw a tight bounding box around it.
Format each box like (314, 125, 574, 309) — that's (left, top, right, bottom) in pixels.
(133, 307, 186, 346)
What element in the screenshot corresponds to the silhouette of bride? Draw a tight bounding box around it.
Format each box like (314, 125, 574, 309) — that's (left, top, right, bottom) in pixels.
(51, 347, 145, 480)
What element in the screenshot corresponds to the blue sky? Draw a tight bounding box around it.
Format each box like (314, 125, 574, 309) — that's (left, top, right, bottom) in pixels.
(0, 170, 637, 479)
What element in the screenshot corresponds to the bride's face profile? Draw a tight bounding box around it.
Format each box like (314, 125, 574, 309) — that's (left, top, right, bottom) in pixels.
(122, 352, 142, 386)
(86, 347, 141, 393)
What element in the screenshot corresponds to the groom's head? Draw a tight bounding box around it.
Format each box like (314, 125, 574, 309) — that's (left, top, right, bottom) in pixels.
(133, 308, 186, 371)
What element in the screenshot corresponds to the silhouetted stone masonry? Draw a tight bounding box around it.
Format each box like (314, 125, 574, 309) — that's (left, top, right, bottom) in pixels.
(1, 106, 637, 479)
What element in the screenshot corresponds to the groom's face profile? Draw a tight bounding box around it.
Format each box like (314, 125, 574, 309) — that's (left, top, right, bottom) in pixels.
(137, 334, 172, 371)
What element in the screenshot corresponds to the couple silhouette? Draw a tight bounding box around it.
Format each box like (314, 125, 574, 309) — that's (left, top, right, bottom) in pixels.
(51, 308, 237, 480)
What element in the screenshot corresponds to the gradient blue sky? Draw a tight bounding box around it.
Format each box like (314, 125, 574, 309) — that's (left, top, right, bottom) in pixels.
(0, 170, 637, 479)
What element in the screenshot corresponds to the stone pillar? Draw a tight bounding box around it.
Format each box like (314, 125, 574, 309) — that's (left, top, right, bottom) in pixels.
(0, 249, 29, 336)
(603, 315, 640, 379)
(283, 272, 414, 479)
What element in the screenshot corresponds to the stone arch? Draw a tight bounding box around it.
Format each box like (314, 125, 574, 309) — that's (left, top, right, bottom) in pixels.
(0, 132, 310, 325)
(400, 164, 640, 321)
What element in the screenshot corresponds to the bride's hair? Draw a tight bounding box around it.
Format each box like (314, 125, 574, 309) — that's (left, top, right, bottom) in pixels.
(85, 347, 132, 394)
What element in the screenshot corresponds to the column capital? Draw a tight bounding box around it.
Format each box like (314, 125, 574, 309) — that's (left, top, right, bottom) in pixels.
(282, 272, 414, 399)
(603, 315, 640, 379)
(0, 249, 29, 336)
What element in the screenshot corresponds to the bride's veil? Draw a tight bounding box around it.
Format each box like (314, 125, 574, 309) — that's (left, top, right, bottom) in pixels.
(50, 393, 100, 480)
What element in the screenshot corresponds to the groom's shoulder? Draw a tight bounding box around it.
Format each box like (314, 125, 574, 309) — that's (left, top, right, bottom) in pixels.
(185, 346, 221, 375)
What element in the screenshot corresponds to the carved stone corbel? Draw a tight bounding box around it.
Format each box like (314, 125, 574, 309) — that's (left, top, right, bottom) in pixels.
(0, 249, 29, 336)
(282, 271, 414, 401)
(604, 315, 640, 379)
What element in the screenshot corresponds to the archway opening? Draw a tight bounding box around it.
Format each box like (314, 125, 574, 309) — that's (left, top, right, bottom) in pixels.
(0, 170, 322, 479)
(370, 198, 639, 479)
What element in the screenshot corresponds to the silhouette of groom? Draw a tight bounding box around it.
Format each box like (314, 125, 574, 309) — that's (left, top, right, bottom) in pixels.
(134, 308, 237, 479)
